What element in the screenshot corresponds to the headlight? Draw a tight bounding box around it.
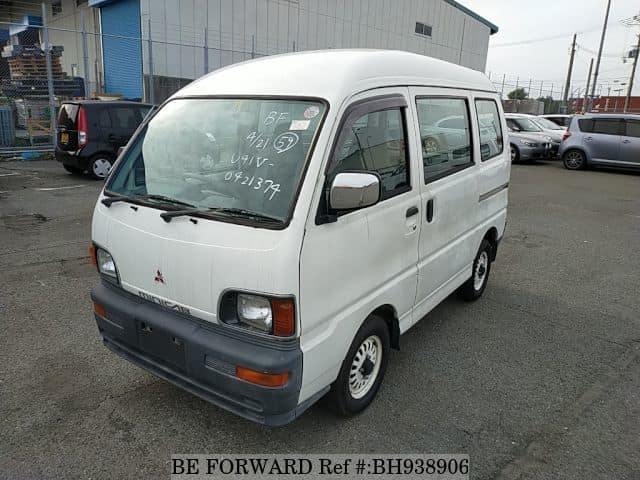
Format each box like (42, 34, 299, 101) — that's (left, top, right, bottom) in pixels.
(519, 139, 537, 147)
(237, 293, 273, 333)
(96, 248, 118, 281)
(220, 292, 296, 337)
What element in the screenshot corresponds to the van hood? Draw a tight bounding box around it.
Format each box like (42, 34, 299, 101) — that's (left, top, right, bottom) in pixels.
(91, 200, 301, 324)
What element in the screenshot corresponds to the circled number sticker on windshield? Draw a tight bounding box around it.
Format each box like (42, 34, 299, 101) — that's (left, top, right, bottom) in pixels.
(273, 132, 299, 154)
(304, 105, 320, 119)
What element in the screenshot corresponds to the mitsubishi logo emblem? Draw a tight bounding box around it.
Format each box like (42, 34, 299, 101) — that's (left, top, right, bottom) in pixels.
(154, 269, 165, 284)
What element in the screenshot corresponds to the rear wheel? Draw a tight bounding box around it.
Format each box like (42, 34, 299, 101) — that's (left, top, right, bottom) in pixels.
(89, 155, 113, 180)
(563, 149, 586, 170)
(328, 315, 389, 416)
(460, 239, 492, 301)
(63, 164, 84, 175)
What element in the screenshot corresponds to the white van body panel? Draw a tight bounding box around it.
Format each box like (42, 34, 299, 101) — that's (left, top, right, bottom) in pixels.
(92, 204, 303, 324)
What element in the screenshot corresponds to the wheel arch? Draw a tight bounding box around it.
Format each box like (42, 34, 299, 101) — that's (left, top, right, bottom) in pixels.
(369, 304, 400, 351)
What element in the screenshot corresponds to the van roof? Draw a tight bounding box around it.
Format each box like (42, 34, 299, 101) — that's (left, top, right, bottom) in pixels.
(174, 49, 496, 105)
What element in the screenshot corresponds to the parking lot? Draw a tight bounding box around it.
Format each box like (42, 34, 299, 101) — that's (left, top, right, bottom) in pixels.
(1, 159, 639, 479)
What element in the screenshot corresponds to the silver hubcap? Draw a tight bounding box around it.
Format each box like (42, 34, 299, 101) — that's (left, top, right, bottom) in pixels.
(565, 151, 582, 169)
(92, 158, 112, 178)
(349, 335, 382, 399)
(474, 251, 489, 291)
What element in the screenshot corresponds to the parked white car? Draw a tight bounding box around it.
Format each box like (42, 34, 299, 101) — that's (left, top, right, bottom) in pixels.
(89, 50, 510, 425)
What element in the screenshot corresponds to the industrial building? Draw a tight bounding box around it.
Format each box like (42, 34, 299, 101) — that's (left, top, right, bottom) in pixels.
(0, 0, 498, 103)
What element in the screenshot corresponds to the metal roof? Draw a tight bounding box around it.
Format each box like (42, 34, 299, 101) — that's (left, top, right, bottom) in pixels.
(443, 0, 499, 35)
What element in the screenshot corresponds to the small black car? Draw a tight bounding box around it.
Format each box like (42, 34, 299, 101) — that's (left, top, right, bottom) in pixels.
(55, 100, 153, 179)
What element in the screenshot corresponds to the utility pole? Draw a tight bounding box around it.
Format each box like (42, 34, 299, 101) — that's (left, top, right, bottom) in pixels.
(624, 34, 640, 112)
(584, 58, 594, 113)
(563, 33, 577, 104)
(590, 0, 612, 99)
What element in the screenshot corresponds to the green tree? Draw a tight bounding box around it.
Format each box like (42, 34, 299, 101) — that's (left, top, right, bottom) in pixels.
(507, 87, 528, 100)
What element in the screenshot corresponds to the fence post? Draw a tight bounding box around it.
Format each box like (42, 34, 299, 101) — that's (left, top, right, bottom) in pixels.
(81, 8, 91, 98)
(204, 27, 209, 74)
(147, 19, 155, 105)
(292, 41, 296, 52)
(41, 2, 57, 145)
(251, 34, 255, 59)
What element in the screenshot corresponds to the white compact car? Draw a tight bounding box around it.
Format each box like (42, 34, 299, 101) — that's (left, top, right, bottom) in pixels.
(90, 50, 510, 425)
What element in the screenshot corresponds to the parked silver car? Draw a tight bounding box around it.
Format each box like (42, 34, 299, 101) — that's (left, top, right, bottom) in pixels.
(508, 130, 551, 163)
(505, 114, 560, 158)
(559, 114, 640, 171)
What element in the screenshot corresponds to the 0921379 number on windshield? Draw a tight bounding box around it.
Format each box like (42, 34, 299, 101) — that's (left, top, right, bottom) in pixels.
(224, 170, 282, 201)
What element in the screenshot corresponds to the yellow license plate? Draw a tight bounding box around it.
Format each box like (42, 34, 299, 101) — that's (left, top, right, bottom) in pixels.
(61, 132, 69, 143)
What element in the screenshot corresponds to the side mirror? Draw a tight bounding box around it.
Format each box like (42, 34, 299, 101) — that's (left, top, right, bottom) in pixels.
(329, 172, 381, 211)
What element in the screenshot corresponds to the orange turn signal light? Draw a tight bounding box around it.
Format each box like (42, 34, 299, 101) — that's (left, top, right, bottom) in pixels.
(89, 244, 97, 267)
(236, 366, 289, 387)
(93, 302, 106, 318)
(271, 298, 295, 337)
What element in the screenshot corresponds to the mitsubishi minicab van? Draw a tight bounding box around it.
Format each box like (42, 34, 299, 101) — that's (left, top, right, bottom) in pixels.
(90, 50, 510, 426)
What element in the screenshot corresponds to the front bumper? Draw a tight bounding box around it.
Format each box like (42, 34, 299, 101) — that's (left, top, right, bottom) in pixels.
(91, 282, 306, 426)
(55, 147, 87, 168)
(518, 144, 547, 160)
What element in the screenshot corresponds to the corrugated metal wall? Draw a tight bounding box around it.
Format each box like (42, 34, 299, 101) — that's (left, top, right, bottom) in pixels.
(101, 0, 143, 99)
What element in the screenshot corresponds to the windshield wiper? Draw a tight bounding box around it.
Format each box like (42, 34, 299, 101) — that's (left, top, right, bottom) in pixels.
(102, 193, 195, 209)
(160, 206, 282, 224)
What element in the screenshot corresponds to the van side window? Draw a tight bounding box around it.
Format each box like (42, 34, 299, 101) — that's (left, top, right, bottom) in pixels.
(330, 108, 410, 200)
(475, 99, 504, 161)
(624, 119, 640, 138)
(416, 97, 473, 183)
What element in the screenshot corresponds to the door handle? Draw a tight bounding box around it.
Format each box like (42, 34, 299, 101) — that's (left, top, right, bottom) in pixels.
(426, 199, 434, 223)
(622, 139, 631, 144)
(405, 206, 419, 218)
(108, 134, 116, 142)
(585, 136, 593, 142)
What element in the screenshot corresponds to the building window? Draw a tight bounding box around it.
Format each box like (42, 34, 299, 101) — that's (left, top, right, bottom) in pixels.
(52, 0, 62, 16)
(415, 22, 432, 37)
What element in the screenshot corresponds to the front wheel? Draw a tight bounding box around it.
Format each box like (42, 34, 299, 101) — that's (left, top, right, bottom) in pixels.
(328, 315, 390, 416)
(460, 239, 492, 301)
(510, 145, 520, 163)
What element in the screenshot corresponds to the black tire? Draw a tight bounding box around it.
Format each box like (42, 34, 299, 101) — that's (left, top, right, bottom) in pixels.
(510, 145, 520, 163)
(563, 149, 586, 170)
(328, 315, 390, 416)
(88, 154, 114, 180)
(63, 164, 84, 175)
(460, 239, 492, 302)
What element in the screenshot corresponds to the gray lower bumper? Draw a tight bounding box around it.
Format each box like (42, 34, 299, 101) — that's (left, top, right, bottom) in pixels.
(91, 282, 307, 426)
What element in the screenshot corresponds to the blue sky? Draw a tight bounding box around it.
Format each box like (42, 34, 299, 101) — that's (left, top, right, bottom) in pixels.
(462, 0, 640, 98)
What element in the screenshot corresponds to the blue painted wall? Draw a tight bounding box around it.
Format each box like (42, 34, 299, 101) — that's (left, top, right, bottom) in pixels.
(100, 0, 143, 100)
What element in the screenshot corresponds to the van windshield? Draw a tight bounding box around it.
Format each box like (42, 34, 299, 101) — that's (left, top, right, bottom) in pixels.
(106, 98, 326, 223)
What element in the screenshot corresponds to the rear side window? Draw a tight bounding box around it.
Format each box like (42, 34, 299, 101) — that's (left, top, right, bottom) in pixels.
(580, 118, 621, 135)
(624, 119, 640, 138)
(475, 99, 504, 161)
(331, 108, 409, 199)
(57, 104, 78, 129)
(111, 107, 140, 129)
(416, 97, 473, 183)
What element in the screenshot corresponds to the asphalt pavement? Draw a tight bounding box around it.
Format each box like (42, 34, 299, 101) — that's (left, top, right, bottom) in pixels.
(1, 160, 639, 479)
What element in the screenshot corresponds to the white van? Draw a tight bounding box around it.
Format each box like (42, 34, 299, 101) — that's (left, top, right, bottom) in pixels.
(90, 50, 509, 426)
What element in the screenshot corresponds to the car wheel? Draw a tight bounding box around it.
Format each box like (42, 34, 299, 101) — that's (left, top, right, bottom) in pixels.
(510, 145, 520, 163)
(460, 239, 492, 302)
(563, 149, 586, 170)
(63, 164, 84, 175)
(89, 155, 113, 180)
(328, 314, 389, 416)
